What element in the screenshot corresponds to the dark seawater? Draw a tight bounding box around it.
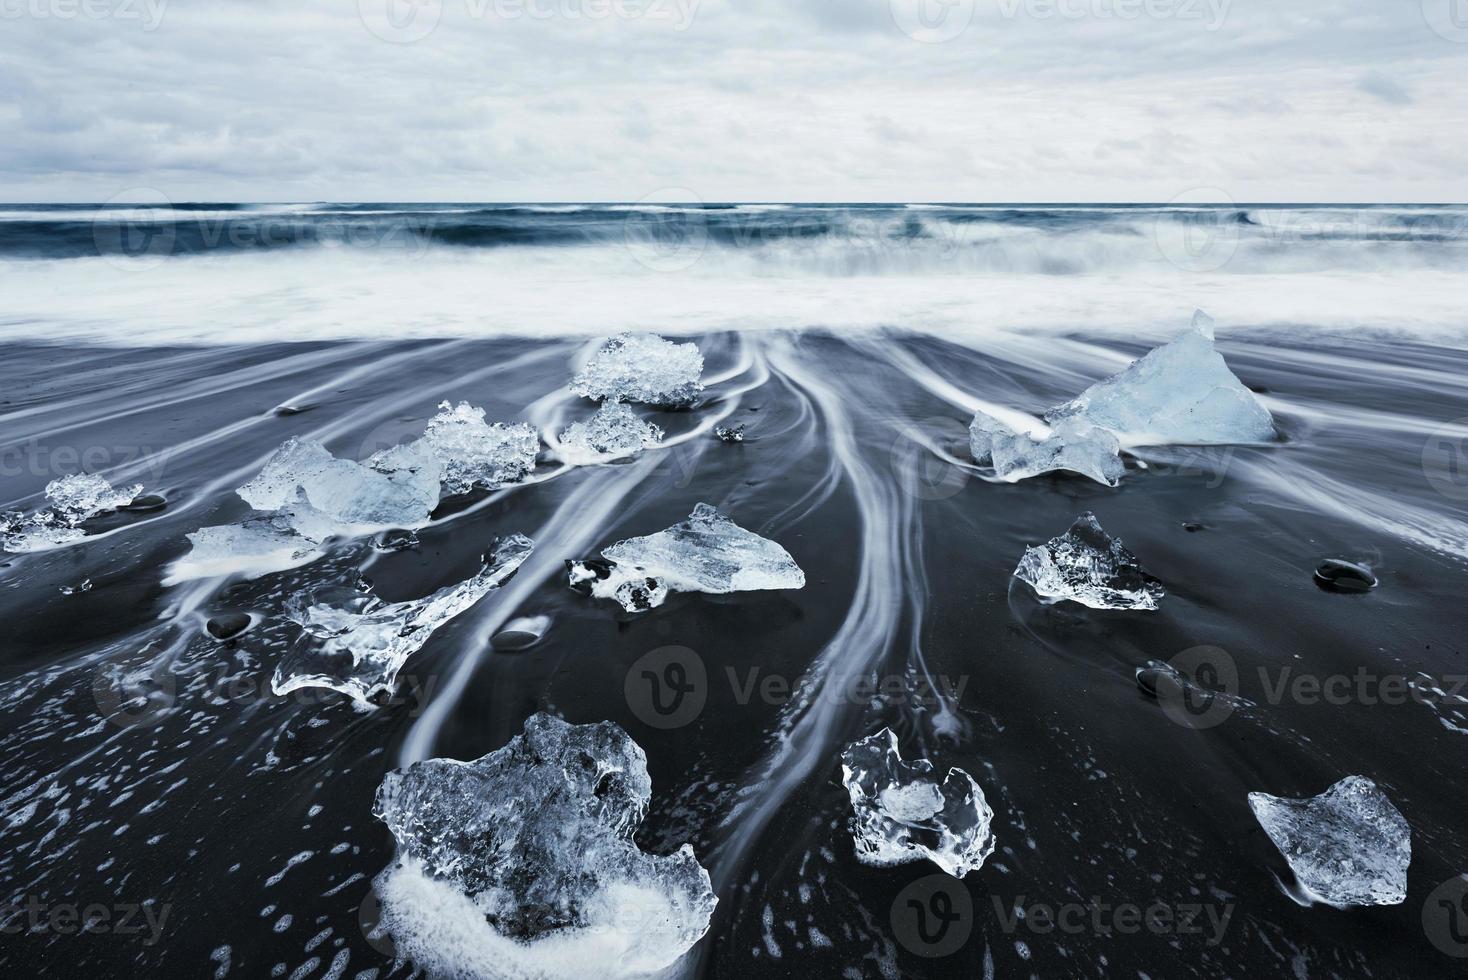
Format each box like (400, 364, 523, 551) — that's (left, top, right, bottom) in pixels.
(1, 204, 1467, 979)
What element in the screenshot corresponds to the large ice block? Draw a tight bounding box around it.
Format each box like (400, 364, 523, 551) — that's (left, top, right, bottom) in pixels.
(1248, 776, 1410, 908)
(557, 400, 665, 463)
(970, 411, 1124, 487)
(241, 437, 441, 531)
(840, 728, 996, 878)
(570, 333, 705, 408)
(569, 503, 804, 611)
(1014, 512, 1164, 610)
(409, 400, 540, 495)
(272, 534, 533, 705)
(372, 712, 715, 976)
(1044, 311, 1275, 444)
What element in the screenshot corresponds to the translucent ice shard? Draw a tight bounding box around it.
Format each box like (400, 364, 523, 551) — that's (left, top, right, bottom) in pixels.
(557, 401, 664, 463)
(409, 400, 539, 495)
(840, 728, 996, 878)
(163, 520, 324, 585)
(241, 437, 441, 531)
(45, 473, 142, 522)
(1014, 512, 1164, 610)
(1044, 311, 1275, 444)
(372, 712, 716, 977)
(272, 534, 533, 705)
(1248, 776, 1410, 907)
(570, 503, 804, 612)
(571, 333, 705, 407)
(1, 473, 143, 553)
(970, 411, 1124, 487)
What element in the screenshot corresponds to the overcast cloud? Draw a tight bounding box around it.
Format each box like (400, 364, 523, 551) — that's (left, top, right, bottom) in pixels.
(1, 0, 1465, 201)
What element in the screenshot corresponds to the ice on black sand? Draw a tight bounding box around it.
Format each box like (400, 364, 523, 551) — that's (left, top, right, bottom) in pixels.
(1248, 775, 1410, 907)
(556, 400, 664, 463)
(372, 712, 716, 978)
(570, 333, 704, 408)
(568, 503, 805, 612)
(970, 411, 1124, 486)
(840, 728, 996, 878)
(2, 474, 143, 553)
(1014, 512, 1164, 610)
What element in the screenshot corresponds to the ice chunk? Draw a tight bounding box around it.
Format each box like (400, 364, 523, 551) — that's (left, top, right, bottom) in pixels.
(970, 411, 1123, 487)
(1, 474, 143, 553)
(571, 333, 704, 407)
(1248, 776, 1410, 907)
(241, 437, 441, 531)
(45, 473, 142, 521)
(373, 712, 715, 976)
(1014, 512, 1164, 610)
(409, 400, 539, 495)
(557, 401, 664, 463)
(715, 424, 745, 443)
(163, 520, 323, 585)
(570, 503, 804, 612)
(840, 728, 996, 878)
(1044, 311, 1275, 444)
(272, 534, 533, 705)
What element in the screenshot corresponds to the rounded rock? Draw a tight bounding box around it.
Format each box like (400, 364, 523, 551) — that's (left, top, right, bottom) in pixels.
(206, 613, 254, 640)
(121, 493, 168, 513)
(1313, 559, 1378, 594)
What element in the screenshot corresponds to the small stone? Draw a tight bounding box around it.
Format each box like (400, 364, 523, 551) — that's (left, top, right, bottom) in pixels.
(1135, 661, 1185, 699)
(60, 578, 92, 595)
(1181, 521, 1205, 533)
(206, 613, 254, 640)
(491, 615, 551, 652)
(121, 493, 168, 513)
(1314, 559, 1377, 594)
(273, 404, 315, 417)
(372, 529, 419, 552)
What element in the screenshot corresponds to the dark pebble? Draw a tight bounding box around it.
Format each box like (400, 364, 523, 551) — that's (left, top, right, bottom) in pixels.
(206, 613, 253, 640)
(1181, 521, 1205, 533)
(274, 404, 315, 417)
(491, 630, 541, 652)
(121, 493, 168, 513)
(1314, 559, 1378, 593)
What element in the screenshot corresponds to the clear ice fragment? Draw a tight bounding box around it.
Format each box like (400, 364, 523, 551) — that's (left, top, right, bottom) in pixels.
(557, 401, 664, 463)
(409, 400, 539, 495)
(1248, 776, 1410, 907)
(272, 534, 533, 706)
(163, 520, 324, 585)
(571, 333, 704, 407)
(715, 424, 745, 443)
(373, 712, 715, 975)
(1, 474, 143, 553)
(570, 503, 804, 612)
(1014, 512, 1164, 610)
(840, 728, 996, 878)
(240, 437, 441, 532)
(970, 411, 1124, 487)
(1044, 311, 1275, 444)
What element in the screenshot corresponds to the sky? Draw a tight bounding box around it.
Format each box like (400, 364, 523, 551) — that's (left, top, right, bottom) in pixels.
(1, 0, 1466, 202)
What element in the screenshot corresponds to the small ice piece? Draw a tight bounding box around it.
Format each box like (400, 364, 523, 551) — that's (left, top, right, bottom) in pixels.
(1247, 776, 1410, 907)
(1044, 311, 1275, 444)
(840, 728, 996, 878)
(241, 437, 441, 531)
(163, 520, 324, 585)
(1014, 512, 1164, 610)
(45, 473, 142, 522)
(571, 333, 705, 407)
(411, 400, 539, 495)
(715, 424, 745, 443)
(571, 503, 804, 612)
(970, 411, 1123, 487)
(373, 712, 716, 976)
(557, 401, 664, 462)
(272, 534, 533, 705)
